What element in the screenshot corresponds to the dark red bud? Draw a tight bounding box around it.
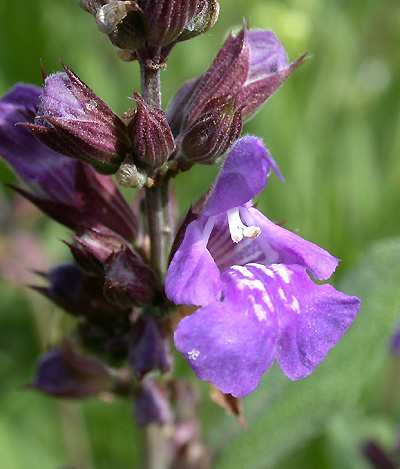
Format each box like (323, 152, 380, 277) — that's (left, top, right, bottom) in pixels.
(129, 93, 175, 169)
(141, 0, 199, 47)
(31, 263, 128, 319)
(181, 95, 242, 164)
(29, 67, 130, 174)
(178, 0, 220, 42)
(69, 225, 126, 276)
(81, 0, 219, 63)
(103, 246, 157, 307)
(183, 28, 249, 127)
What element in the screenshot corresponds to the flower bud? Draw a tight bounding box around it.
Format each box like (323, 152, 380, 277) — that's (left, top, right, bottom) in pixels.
(129, 317, 172, 379)
(103, 246, 157, 307)
(129, 93, 175, 169)
(81, 1, 220, 62)
(178, 0, 220, 42)
(31, 343, 112, 398)
(96, 1, 146, 50)
(69, 225, 126, 276)
(140, 0, 199, 47)
(32, 263, 126, 318)
(26, 67, 130, 174)
(169, 27, 306, 155)
(134, 380, 173, 426)
(181, 95, 242, 164)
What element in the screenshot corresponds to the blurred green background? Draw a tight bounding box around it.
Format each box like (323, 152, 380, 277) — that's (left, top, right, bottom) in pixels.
(1, 0, 400, 468)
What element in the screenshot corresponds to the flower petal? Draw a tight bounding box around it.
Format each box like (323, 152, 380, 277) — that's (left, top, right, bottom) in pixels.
(247, 30, 289, 83)
(243, 207, 339, 280)
(245, 263, 360, 380)
(167, 77, 198, 135)
(165, 218, 222, 306)
(174, 283, 278, 397)
(240, 53, 307, 120)
(0, 84, 77, 203)
(203, 136, 279, 216)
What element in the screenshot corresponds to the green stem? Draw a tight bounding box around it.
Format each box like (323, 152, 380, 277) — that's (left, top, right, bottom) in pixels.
(140, 61, 174, 469)
(141, 64, 172, 280)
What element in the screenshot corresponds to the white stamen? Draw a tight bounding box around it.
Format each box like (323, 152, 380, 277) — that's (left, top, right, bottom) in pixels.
(227, 208, 261, 244)
(188, 349, 201, 361)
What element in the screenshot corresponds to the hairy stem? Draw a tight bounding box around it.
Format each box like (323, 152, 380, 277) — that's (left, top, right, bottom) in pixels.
(146, 184, 169, 278)
(141, 64, 172, 279)
(140, 62, 174, 469)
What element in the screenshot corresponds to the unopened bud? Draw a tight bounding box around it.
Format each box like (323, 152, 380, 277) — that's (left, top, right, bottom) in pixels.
(32, 263, 125, 318)
(179, 0, 220, 42)
(26, 67, 130, 174)
(81, 0, 220, 62)
(31, 343, 113, 398)
(181, 96, 242, 164)
(96, 1, 146, 50)
(70, 226, 126, 276)
(129, 93, 175, 169)
(103, 247, 157, 307)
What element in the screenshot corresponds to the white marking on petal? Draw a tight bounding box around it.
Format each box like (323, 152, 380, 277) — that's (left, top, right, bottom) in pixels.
(248, 294, 268, 321)
(231, 265, 254, 279)
(227, 208, 261, 244)
(188, 349, 201, 361)
(253, 303, 267, 321)
(237, 278, 266, 293)
(272, 264, 292, 284)
(262, 292, 275, 312)
(278, 287, 287, 302)
(290, 296, 301, 314)
(248, 263, 275, 278)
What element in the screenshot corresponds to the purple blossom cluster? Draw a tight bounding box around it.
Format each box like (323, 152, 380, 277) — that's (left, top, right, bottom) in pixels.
(0, 0, 360, 443)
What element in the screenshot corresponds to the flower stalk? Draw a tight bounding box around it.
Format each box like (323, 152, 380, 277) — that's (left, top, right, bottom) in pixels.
(141, 63, 173, 279)
(140, 60, 175, 469)
(0, 2, 361, 467)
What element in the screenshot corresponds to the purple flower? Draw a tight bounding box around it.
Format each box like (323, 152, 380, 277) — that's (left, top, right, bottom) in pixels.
(165, 137, 360, 397)
(0, 84, 137, 239)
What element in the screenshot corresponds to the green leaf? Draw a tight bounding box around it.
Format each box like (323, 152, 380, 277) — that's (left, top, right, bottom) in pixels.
(212, 238, 400, 469)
